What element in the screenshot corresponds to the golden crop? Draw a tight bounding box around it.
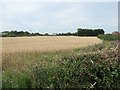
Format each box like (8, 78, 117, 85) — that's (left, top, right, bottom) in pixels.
(2, 36, 102, 53)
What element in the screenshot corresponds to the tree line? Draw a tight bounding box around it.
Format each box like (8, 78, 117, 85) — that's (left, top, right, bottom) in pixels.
(77, 28, 104, 36)
(1, 28, 105, 37)
(1, 31, 44, 37)
(1, 31, 78, 37)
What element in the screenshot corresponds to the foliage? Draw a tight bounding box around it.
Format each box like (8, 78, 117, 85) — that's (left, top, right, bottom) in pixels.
(2, 30, 78, 37)
(55, 32, 77, 36)
(2, 68, 32, 88)
(31, 49, 119, 88)
(98, 34, 119, 41)
(77, 28, 104, 36)
(2, 31, 43, 37)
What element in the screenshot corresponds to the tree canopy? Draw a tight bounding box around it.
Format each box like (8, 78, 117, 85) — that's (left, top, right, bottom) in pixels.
(77, 28, 104, 36)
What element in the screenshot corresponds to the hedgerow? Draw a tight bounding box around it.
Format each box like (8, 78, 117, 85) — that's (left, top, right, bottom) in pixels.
(97, 34, 119, 41)
(31, 49, 120, 88)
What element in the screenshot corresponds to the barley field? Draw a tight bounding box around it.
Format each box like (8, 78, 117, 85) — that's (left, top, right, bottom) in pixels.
(2, 36, 102, 53)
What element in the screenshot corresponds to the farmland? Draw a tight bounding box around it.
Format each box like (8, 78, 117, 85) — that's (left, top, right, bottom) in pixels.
(2, 36, 120, 88)
(2, 36, 102, 53)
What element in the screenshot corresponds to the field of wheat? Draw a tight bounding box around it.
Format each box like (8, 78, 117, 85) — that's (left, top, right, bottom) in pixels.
(2, 36, 102, 53)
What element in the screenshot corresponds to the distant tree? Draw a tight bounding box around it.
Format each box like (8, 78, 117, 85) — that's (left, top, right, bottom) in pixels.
(44, 33, 49, 36)
(77, 28, 104, 36)
(34, 33, 40, 36)
(24, 31, 30, 36)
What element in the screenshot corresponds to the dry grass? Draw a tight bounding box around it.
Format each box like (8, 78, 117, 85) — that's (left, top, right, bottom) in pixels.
(2, 36, 102, 53)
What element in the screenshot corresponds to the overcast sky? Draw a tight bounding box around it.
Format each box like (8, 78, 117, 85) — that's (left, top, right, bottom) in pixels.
(0, 1, 118, 34)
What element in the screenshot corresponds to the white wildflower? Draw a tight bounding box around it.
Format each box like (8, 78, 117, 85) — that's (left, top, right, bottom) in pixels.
(91, 60, 94, 64)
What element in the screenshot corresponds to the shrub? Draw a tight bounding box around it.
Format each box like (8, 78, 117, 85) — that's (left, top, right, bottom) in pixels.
(98, 34, 119, 41)
(31, 49, 120, 88)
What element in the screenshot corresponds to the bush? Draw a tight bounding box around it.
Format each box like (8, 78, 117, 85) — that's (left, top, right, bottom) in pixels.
(98, 34, 119, 41)
(30, 50, 120, 88)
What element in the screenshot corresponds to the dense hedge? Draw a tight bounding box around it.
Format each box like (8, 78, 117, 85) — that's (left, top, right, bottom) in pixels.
(31, 51, 120, 88)
(98, 34, 119, 41)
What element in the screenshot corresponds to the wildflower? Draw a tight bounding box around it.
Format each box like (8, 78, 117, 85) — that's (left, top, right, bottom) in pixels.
(91, 60, 94, 64)
(90, 82, 97, 88)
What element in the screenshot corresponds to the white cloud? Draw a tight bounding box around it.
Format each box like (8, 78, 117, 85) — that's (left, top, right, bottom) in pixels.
(2, 2, 43, 17)
(0, 2, 118, 33)
(1, 0, 119, 2)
